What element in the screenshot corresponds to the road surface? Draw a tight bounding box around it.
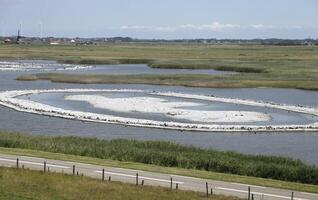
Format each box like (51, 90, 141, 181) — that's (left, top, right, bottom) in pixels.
(0, 153, 317, 200)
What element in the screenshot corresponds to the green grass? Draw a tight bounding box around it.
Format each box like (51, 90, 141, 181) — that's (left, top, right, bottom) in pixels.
(149, 60, 267, 73)
(0, 147, 317, 194)
(2, 43, 317, 89)
(17, 72, 318, 90)
(0, 131, 317, 187)
(0, 167, 240, 200)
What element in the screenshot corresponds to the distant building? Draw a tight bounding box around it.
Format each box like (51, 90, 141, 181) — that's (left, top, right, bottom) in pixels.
(49, 41, 60, 45)
(4, 38, 12, 44)
(303, 41, 314, 46)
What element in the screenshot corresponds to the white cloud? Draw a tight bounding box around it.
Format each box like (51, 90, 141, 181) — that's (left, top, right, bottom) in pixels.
(120, 25, 147, 30)
(118, 21, 241, 32)
(248, 24, 309, 30)
(178, 22, 240, 30)
(153, 26, 176, 32)
(249, 24, 274, 29)
(119, 25, 176, 32)
(117, 22, 311, 34)
(289, 25, 303, 29)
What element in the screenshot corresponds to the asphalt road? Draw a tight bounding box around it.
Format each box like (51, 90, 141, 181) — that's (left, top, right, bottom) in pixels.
(0, 153, 317, 200)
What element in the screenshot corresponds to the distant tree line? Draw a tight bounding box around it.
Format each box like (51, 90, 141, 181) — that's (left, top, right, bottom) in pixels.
(1, 36, 317, 45)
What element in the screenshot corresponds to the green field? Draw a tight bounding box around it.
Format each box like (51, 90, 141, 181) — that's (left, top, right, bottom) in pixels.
(0, 131, 318, 194)
(1, 43, 318, 89)
(0, 167, 241, 200)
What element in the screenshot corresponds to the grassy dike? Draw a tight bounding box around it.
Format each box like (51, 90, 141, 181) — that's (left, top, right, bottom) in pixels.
(0, 131, 317, 193)
(0, 167, 241, 200)
(1, 43, 318, 90)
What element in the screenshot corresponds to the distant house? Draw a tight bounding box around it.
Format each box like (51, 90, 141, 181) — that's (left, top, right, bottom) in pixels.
(4, 38, 12, 44)
(304, 41, 314, 46)
(70, 39, 76, 43)
(49, 41, 60, 45)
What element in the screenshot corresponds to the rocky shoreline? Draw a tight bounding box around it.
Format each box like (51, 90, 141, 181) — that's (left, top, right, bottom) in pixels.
(0, 89, 317, 132)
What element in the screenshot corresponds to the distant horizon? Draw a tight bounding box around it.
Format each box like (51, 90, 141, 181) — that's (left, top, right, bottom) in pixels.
(1, 0, 318, 39)
(2, 34, 317, 41)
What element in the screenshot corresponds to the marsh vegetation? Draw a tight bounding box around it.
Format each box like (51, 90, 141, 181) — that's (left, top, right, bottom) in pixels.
(4, 43, 316, 90)
(0, 131, 317, 185)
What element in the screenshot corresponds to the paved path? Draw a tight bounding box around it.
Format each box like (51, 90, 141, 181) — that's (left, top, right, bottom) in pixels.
(0, 153, 317, 200)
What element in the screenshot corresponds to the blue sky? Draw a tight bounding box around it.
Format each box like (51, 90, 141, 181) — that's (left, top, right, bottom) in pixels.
(1, 0, 318, 39)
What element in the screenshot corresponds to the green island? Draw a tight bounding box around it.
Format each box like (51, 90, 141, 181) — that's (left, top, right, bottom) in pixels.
(0, 131, 317, 194)
(0, 43, 317, 90)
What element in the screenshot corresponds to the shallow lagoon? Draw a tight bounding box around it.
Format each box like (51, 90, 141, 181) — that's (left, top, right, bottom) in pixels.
(0, 60, 318, 164)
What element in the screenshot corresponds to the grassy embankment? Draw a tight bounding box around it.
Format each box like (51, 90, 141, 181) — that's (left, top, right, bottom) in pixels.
(0, 131, 317, 194)
(0, 167, 240, 200)
(0, 43, 317, 89)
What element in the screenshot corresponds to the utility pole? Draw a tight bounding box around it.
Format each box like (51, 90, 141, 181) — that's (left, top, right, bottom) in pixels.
(17, 23, 22, 44)
(17, 29, 20, 44)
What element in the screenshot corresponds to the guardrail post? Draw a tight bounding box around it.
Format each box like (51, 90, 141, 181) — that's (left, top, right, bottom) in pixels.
(170, 177, 173, 190)
(72, 165, 75, 176)
(136, 172, 139, 185)
(291, 192, 294, 200)
(251, 193, 254, 200)
(260, 194, 264, 200)
(16, 158, 19, 169)
(176, 183, 178, 190)
(141, 180, 144, 186)
(102, 169, 105, 181)
(206, 182, 209, 198)
(248, 186, 251, 200)
(210, 188, 213, 195)
(44, 161, 46, 173)
(108, 176, 111, 181)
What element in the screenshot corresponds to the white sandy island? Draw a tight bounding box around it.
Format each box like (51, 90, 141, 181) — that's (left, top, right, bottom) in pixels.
(0, 89, 317, 132)
(65, 95, 270, 123)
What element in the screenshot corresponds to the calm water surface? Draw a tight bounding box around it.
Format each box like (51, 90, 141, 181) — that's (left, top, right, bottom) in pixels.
(0, 61, 318, 165)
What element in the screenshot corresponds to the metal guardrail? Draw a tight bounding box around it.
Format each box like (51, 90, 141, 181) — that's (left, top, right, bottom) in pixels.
(0, 156, 309, 200)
